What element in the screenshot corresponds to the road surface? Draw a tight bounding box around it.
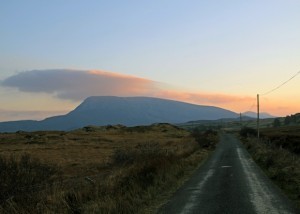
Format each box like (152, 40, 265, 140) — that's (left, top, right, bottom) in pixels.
(159, 133, 299, 214)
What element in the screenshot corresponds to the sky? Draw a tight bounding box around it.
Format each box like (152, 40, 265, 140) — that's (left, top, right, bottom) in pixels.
(0, 0, 300, 121)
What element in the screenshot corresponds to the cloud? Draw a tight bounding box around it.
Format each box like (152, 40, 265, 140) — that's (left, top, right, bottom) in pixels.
(1, 69, 254, 110)
(1, 69, 155, 101)
(153, 90, 254, 105)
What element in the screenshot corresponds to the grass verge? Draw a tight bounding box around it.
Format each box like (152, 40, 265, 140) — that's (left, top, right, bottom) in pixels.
(241, 137, 300, 208)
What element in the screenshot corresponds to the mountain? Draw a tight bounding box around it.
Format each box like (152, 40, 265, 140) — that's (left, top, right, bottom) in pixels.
(0, 96, 238, 132)
(243, 111, 276, 119)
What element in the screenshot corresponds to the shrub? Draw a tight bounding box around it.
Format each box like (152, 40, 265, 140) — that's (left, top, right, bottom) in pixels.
(273, 118, 281, 127)
(112, 149, 136, 165)
(240, 127, 257, 138)
(191, 128, 218, 148)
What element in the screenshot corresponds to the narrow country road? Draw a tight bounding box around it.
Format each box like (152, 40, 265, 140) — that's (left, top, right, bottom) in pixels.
(159, 133, 299, 214)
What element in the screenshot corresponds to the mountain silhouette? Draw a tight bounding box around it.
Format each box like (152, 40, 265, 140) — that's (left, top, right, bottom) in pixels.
(0, 96, 238, 132)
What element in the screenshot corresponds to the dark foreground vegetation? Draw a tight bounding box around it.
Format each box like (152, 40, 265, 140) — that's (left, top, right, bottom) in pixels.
(240, 126, 300, 207)
(0, 124, 218, 213)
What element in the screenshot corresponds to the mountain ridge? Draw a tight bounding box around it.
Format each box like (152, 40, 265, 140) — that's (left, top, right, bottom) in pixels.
(243, 111, 276, 119)
(0, 96, 238, 132)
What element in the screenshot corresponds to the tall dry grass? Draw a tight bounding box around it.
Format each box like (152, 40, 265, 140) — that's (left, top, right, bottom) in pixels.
(242, 136, 300, 208)
(0, 124, 218, 213)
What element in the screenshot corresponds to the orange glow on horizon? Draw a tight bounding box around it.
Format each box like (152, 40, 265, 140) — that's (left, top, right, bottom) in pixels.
(151, 89, 298, 116)
(1, 69, 298, 118)
(86, 70, 299, 116)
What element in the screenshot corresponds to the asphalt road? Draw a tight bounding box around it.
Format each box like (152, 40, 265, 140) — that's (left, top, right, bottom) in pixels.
(159, 133, 299, 214)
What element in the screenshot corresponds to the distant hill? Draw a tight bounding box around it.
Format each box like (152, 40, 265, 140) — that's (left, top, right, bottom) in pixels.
(0, 96, 238, 132)
(243, 111, 276, 119)
(182, 116, 254, 125)
(283, 113, 300, 125)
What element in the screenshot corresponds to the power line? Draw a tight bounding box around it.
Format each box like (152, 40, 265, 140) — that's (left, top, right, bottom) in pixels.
(261, 70, 300, 96)
(255, 70, 299, 139)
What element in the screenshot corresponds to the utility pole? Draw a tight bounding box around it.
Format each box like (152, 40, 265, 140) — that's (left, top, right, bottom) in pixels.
(240, 112, 242, 127)
(257, 94, 260, 139)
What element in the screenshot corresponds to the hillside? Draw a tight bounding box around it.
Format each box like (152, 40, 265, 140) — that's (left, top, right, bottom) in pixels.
(0, 96, 238, 132)
(243, 111, 276, 119)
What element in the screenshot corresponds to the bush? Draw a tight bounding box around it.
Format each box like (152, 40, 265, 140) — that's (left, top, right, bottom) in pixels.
(240, 127, 257, 138)
(112, 149, 136, 165)
(191, 128, 218, 148)
(273, 118, 281, 127)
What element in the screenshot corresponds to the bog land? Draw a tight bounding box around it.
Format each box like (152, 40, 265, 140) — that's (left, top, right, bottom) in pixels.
(0, 123, 217, 213)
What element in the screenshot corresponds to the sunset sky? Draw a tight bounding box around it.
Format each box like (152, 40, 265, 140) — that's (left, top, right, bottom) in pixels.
(1, 1, 300, 121)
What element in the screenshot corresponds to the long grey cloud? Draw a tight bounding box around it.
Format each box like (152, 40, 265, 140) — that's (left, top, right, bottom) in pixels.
(1, 69, 156, 101)
(1, 69, 254, 108)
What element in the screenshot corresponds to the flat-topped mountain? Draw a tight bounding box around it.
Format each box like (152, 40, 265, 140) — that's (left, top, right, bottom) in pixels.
(0, 96, 238, 132)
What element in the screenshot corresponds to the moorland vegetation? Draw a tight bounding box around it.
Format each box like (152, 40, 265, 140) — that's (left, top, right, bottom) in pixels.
(240, 125, 300, 208)
(0, 123, 218, 213)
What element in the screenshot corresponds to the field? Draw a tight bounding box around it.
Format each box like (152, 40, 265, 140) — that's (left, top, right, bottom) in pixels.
(240, 125, 300, 207)
(260, 125, 300, 154)
(179, 117, 276, 132)
(0, 124, 191, 178)
(0, 123, 217, 213)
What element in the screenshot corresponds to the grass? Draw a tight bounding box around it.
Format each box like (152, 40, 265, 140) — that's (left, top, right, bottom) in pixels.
(240, 126, 300, 208)
(259, 125, 300, 154)
(0, 154, 59, 210)
(0, 123, 218, 213)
